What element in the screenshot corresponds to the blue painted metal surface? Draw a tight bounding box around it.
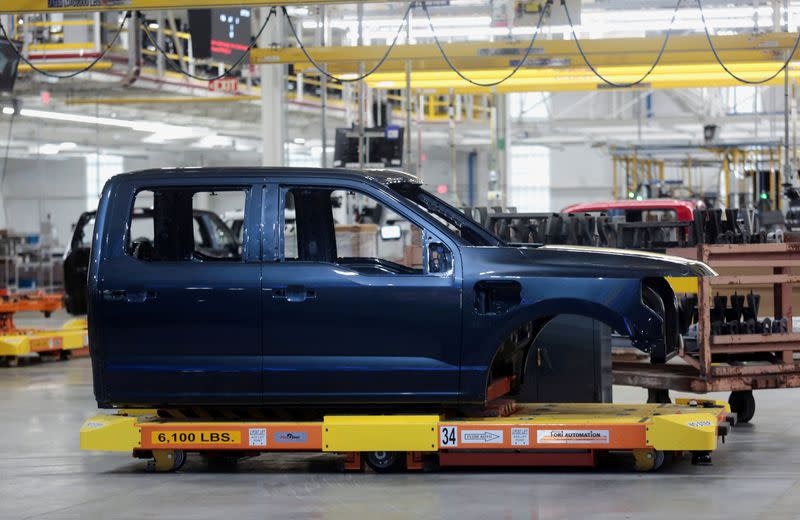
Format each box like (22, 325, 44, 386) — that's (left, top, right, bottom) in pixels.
(88, 167, 713, 408)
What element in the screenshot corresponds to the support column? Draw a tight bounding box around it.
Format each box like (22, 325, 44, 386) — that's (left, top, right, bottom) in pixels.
(494, 93, 511, 206)
(260, 7, 285, 167)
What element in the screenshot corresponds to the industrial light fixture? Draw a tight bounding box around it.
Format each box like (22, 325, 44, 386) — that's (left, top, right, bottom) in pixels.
(1, 107, 213, 144)
(37, 142, 78, 155)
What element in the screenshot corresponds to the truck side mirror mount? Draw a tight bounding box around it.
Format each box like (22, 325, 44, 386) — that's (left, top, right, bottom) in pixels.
(428, 242, 452, 274)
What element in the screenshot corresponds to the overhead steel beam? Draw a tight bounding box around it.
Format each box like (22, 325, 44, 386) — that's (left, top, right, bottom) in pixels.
(251, 32, 800, 71)
(250, 32, 800, 93)
(0, 0, 394, 14)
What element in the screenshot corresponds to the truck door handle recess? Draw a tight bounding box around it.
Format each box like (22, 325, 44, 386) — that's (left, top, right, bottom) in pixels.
(102, 290, 125, 302)
(126, 290, 157, 303)
(102, 290, 156, 303)
(272, 286, 316, 303)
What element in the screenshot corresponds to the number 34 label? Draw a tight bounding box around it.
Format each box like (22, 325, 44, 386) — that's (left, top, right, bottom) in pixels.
(150, 430, 241, 445)
(440, 426, 458, 447)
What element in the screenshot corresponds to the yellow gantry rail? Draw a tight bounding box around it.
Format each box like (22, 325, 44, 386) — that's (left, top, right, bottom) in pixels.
(252, 32, 800, 93)
(0, 0, 395, 14)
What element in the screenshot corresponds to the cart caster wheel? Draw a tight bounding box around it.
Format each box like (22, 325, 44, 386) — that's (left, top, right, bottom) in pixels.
(647, 389, 671, 404)
(691, 451, 712, 466)
(2, 356, 18, 367)
(148, 449, 187, 472)
(633, 449, 667, 472)
(728, 390, 755, 424)
(59, 350, 71, 361)
(365, 451, 406, 473)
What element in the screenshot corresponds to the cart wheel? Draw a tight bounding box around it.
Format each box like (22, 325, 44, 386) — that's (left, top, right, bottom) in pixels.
(148, 449, 187, 472)
(59, 350, 71, 361)
(728, 391, 755, 424)
(646, 388, 670, 404)
(365, 451, 406, 473)
(633, 449, 666, 472)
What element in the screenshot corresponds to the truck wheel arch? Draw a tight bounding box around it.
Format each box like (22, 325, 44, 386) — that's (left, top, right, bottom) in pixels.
(481, 299, 632, 400)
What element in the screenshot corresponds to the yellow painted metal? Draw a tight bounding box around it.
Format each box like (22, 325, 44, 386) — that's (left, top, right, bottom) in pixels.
(66, 95, 260, 105)
(62, 318, 88, 330)
(363, 65, 800, 93)
(666, 276, 699, 294)
(253, 32, 800, 68)
(141, 48, 193, 63)
(250, 32, 800, 92)
(632, 448, 659, 471)
(18, 61, 113, 72)
(722, 152, 730, 207)
(1, 0, 393, 14)
(322, 415, 439, 453)
(27, 42, 95, 51)
(25, 19, 94, 27)
(0, 328, 87, 356)
(646, 412, 718, 451)
(79, 414, 142, 452)
(673, 397, 732, 413)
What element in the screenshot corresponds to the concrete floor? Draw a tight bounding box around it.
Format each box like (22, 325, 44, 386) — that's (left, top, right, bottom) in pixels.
(2, 312, 800, 519)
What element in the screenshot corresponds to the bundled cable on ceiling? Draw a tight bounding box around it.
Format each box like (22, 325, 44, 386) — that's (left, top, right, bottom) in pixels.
(562, 0, 683, 88)
(0, 12, 130, 79)
(420, 0, 549, 88)
(282, 3, 412, 83)
(695, 0, 800, 85)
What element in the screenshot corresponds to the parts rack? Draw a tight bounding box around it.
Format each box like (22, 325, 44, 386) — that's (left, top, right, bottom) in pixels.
(81, 399, 734, 473)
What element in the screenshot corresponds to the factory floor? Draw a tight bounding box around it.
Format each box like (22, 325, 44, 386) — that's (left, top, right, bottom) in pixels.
(2, 312, 800, 519)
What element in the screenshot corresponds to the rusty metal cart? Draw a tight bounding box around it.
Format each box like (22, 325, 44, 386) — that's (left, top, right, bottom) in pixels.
(615, 243, 800, 423)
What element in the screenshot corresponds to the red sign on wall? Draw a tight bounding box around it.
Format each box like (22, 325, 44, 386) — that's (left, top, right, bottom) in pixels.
(208, 77, 239, 93)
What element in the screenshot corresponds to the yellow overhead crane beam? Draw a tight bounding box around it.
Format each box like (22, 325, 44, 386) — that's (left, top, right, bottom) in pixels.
(0, 0, 395, 14)
(251, 32, 800, 93)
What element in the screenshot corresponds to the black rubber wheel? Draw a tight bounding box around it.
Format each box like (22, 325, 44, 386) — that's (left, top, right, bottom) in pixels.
(365, 451, 406, 473)
(729, 390, 755, 424)
(642, 286, 668, 364)
(647, 388, 671, 404)
(173, 449, 187, 471)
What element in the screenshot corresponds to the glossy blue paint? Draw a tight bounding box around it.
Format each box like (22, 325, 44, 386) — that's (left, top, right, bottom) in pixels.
(88, 167, 713, 408)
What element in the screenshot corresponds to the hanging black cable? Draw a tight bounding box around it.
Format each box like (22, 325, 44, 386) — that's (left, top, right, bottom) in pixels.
(421, 0, 549, 88)
(282, 3, 412, 83)
(0, 12, 130, 80)
(563, 0, 683, 88)
(696, 0, 800, 85)
(140, 7, 275, 81)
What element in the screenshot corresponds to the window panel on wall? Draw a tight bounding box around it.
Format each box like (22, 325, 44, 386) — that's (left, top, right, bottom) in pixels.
(509, 145, 550, 212)
(509, 92, 550, 120)
(86, 154, 123, 210)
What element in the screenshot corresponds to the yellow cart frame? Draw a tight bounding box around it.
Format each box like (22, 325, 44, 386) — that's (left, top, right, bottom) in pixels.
(81, 399, 734, 473)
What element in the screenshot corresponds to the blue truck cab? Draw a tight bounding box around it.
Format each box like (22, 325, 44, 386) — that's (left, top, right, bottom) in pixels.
(88, 167, 714, 409)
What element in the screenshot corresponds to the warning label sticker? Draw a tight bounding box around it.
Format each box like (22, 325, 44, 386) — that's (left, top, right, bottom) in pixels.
(248, 428, 267, 447)
(536, 429, 610, 445)
(48, 0, 130, 7)
(511, 427, 530, 446)
(460, 429, 504, 444)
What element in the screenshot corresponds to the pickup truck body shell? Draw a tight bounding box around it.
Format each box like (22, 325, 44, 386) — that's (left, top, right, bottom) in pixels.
(88, 168, 712, 408)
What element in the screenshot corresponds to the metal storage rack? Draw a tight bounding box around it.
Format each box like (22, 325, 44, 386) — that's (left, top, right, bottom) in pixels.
(614, 243, 800, 422)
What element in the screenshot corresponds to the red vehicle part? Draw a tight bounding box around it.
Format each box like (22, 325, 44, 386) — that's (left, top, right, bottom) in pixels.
(561, 200, 697, 222)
